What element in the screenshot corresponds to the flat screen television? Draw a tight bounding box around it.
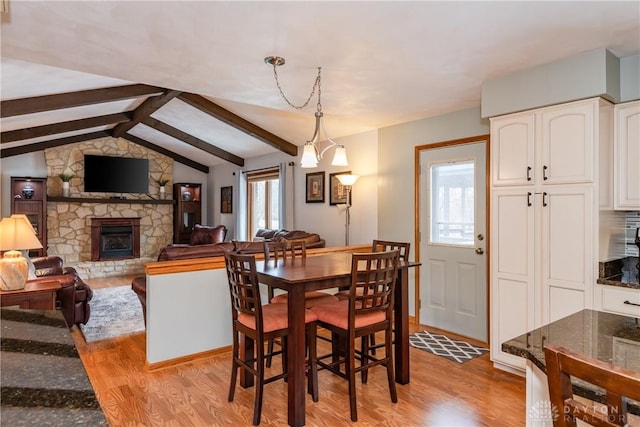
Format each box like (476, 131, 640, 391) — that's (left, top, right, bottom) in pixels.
(84, 154, 149, 194)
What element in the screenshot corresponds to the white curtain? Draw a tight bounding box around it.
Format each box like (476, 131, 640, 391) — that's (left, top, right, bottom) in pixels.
(279, 162, 295, 230)
(235, 170, 247, 240)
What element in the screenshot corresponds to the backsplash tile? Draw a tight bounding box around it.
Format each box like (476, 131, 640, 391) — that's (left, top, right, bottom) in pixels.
(626, 211, 640, 257)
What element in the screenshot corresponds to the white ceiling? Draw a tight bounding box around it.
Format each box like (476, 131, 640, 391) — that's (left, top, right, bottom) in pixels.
(1, 1, 639, 167)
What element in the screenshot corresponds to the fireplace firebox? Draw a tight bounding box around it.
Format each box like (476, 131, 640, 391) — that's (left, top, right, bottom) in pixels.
(91, 218, 140, 261)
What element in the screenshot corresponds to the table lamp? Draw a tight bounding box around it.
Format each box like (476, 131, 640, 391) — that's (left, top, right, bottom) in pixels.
(0, 215, 43, 291)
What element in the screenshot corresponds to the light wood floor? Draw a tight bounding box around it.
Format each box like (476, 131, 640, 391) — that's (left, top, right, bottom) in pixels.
(72, 275, 526, 426)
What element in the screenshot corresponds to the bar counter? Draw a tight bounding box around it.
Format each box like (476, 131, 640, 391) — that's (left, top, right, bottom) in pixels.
(1, 308, 107, 425)
(503, 309, 639, 425)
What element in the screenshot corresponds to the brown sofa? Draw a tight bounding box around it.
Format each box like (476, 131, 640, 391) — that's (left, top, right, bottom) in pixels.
(30, 256, 93, 327)
(156, 227, 325, 261)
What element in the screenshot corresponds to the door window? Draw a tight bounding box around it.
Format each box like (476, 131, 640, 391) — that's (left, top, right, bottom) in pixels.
(247, 168, 280, 236)
(430, 161, 475, 245)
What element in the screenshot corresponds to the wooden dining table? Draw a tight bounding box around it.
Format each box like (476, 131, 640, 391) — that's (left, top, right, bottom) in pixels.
(246, 251, 418, 427)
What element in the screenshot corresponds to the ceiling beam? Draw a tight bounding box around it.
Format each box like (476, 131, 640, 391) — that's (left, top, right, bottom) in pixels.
(112, 90, 182, 138)
(123, 133, 209, 174)
(0, 131, 111, 158)
(1, 112, 132, 143)
(178, 93, 298, 157)
(143, 116, 245, 167)
(0, 84, 163, 118)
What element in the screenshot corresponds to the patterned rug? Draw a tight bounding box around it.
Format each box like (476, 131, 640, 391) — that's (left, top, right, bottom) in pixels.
(409, 330, 489, 363)
(79, 286, 145, 342)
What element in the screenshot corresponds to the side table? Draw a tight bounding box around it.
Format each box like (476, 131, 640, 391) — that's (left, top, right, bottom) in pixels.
(0, 280, 61, 310)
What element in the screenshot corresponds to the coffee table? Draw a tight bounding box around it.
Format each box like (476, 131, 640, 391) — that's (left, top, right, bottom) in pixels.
(0, 280, 61, 310)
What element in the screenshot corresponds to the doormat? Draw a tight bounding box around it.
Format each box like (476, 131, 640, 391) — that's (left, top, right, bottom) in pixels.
(409, 330, 489, 363)
(79, 286, 145, 343)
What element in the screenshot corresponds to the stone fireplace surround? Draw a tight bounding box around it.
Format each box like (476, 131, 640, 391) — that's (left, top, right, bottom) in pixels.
(44, 137, 174, 279)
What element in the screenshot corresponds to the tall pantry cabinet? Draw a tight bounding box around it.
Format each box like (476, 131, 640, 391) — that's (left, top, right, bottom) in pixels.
(489, 98, 613, 372)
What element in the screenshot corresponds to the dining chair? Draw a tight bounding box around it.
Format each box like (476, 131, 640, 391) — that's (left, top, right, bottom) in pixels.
(310, 250, 400, 421)
(263, 239, 338, 367)
(334, 240, 410, 354)
(543, 344, 640, 427)
(224, 251, 319, 426)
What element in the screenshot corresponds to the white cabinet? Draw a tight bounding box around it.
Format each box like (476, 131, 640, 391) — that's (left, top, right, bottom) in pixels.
(595, 284, 640, 317)
(489, 98, 612, 373)
(614, 100, 640, 210)
(491, 98, 603, 188)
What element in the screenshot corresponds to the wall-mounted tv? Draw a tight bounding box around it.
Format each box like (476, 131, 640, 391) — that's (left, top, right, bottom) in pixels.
(84, 155, 149, 194)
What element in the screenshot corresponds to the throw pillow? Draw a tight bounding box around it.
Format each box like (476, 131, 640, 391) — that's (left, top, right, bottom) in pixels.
(189, 225, 227, 246)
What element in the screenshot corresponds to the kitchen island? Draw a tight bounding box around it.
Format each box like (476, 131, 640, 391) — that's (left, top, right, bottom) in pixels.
(0, 308, 107, 425)
(503, 309, 639, 426)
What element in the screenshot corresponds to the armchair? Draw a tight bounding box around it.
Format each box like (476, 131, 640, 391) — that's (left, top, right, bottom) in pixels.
(30, 256, 93, 327)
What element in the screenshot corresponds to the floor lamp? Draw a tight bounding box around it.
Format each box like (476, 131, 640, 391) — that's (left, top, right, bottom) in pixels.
(336, 174, 359, 246)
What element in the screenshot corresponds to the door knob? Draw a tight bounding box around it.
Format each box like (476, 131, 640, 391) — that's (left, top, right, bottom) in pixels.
(475, 248, 484, 255)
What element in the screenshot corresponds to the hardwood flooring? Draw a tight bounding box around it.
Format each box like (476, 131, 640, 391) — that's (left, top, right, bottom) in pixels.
(73, 275, 526, 426)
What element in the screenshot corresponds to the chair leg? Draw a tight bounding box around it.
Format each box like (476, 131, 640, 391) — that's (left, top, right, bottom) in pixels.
(386, 331, 398, 404)
(253, 344, 265, 426)
(307, 323, 319, 402)
(361, 335, 370, 384)
(228, 333, 239, 402)
(347, 338, 358, 422)
(266, 339, 275, 368)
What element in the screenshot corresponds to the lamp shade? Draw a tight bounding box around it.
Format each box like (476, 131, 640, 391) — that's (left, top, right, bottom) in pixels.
(300, 143, 319, 168)
(331, 145, 348, 166)
(0, 216, 43, 251)
(336, 174, 359, 187)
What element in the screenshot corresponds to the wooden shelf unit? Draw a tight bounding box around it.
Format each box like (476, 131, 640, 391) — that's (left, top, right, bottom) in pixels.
(173, 183, 202, 244)
(11, 177, 47, 257)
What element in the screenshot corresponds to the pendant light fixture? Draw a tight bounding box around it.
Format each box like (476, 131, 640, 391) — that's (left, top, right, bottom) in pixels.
(265, 56, 348, 168)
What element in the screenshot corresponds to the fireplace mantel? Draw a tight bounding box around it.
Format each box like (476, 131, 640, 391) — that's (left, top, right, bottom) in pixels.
(49, 196, 173, 205)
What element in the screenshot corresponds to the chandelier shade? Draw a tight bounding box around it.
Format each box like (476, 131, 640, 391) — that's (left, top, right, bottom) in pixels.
(265, 56, 349, 168)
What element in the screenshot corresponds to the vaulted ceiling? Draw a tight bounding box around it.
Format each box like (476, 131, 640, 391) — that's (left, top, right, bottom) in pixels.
(1, 1, 639, 172)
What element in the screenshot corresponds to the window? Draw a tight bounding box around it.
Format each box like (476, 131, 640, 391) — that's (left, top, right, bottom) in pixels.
(430, 161, 474, 245)
(247, 168, 280, 237)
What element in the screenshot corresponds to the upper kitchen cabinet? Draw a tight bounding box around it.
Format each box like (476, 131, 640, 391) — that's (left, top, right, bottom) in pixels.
(491, 98, 612, 188)
(614, 100, 640, 210)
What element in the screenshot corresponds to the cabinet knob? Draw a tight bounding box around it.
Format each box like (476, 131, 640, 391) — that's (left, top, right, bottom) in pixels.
(475, 248, 484, 255)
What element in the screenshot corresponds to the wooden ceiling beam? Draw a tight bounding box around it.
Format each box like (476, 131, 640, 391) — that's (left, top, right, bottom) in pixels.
(178, 93, 298, 157)
(0, 84, 163, 118)
(1, 112, 132, 144)
(142, 116, 245, 167)
(123, 133, 209, 174)
(0, 131, 111, 158)
(112, 90, 182, 138)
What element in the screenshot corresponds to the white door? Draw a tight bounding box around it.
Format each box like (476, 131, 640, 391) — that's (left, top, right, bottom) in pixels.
(419, 141, 487, 342)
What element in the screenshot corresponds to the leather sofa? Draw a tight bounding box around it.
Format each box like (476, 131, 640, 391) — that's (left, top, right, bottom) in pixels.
(30, 256, 93, 327)
(156, 226, 325, 261)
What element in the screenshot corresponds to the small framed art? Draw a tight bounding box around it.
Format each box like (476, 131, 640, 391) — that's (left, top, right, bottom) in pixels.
(305, 171, 325, 203)
(221, 186, 233, 213)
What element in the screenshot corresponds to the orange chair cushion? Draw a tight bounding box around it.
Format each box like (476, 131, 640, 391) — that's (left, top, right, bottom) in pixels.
(310, 300, 386, 330)
(271, 291, 338, 307)
(238, 303, 318, 333)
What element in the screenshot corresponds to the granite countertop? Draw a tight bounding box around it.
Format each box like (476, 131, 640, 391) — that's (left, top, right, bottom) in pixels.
(1, 308, 107, 426)
(598, 256, 640, 289)
(503, 309, 640, 414)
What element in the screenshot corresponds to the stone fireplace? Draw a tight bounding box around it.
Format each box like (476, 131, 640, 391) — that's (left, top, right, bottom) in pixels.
(91, 217, 141, 261)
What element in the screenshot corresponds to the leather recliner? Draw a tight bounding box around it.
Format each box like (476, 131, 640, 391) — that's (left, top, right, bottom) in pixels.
(30, 256, 93, 327)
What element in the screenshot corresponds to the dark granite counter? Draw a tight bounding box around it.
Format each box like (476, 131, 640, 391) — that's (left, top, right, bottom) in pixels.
(503, 309, 639, 413)
(1, 308, 107, 426)
(598, 256, 640, 289)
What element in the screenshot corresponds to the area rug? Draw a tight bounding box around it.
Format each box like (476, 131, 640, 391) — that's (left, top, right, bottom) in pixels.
(79, 286, 145, 343)
(409, 330, 489, 363)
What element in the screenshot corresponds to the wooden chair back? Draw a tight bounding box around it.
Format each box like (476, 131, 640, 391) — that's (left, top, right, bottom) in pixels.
(544, 344, 640, 427)
(224, 251, 263, 330)
(263, 239, 306, 263)
(372, 240, 410, 261)
(350, 250, 400, 319)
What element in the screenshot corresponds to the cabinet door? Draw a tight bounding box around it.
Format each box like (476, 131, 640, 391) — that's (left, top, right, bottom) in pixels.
(540, 100, 595, 184)
(490, 112, 535, 186)
(540, 185, 593, 324)
(614, 100, 640, 210)
(490, 188, 535, 371)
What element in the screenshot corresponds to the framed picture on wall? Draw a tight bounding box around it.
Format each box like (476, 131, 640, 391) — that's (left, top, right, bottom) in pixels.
(221, 186, 233, 213)
(330, 171, 351, 205)
(305, 171, 325, 203)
